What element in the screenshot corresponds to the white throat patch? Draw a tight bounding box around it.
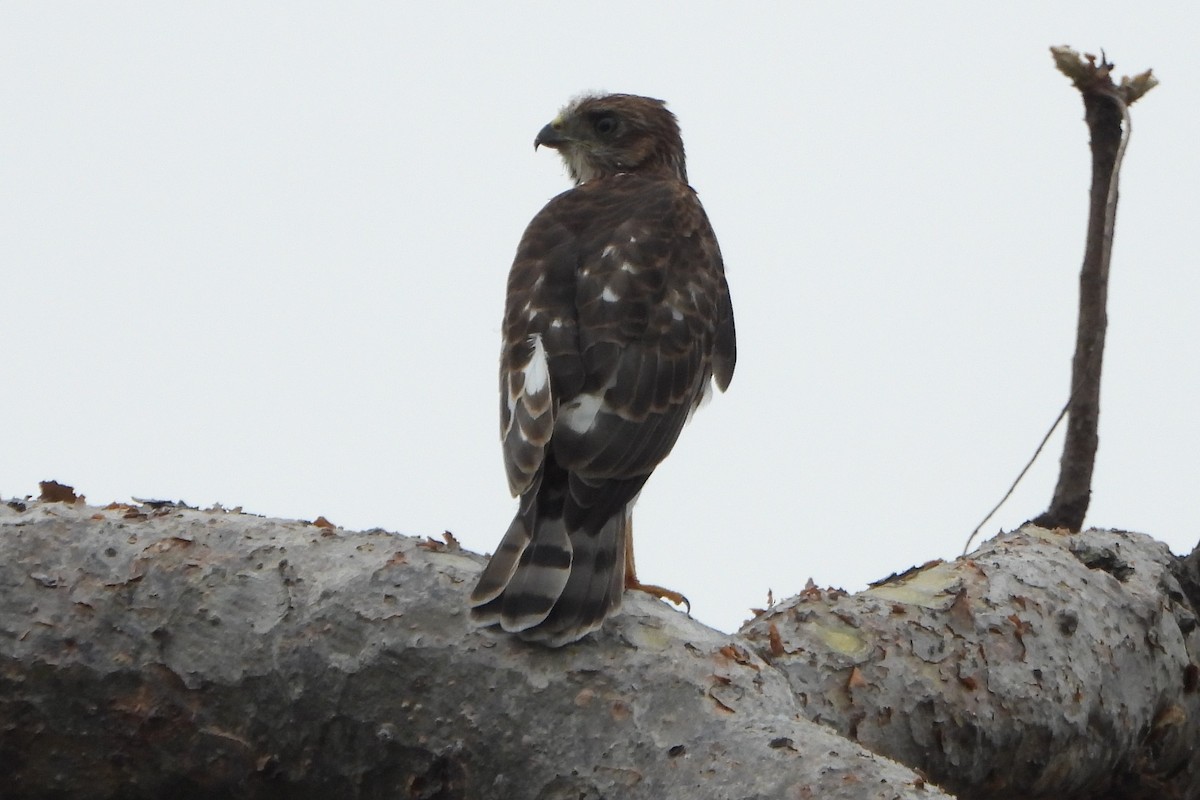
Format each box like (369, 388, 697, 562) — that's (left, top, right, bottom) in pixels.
(563, 147, 599, 185)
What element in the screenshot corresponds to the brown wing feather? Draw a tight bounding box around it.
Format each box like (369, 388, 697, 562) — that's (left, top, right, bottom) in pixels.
(552, 175, 733, 486)
(498, 217, 584, 496)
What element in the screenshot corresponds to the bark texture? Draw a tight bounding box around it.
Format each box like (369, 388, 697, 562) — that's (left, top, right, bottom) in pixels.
(3, 498, 1197, 800)
(741, 526, 1200, 799)
(0, 499, 945, 800)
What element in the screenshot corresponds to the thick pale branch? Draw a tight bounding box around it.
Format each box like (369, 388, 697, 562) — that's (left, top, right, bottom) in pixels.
(4, 499, 1197, 800)
(741, 526, 1200, 800)
(0, 499, 945, 800)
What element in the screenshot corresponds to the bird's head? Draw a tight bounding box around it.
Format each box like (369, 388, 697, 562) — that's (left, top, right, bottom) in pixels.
(534, 93, 688, 186)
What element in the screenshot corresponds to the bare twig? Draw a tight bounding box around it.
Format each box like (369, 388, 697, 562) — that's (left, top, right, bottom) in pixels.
(963, 48, 1155, 550)
(1030, 47, 1154, 532)
(962, 397, 1069, 555)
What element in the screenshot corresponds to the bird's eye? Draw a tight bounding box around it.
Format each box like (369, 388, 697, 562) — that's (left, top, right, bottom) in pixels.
(594, 114, 618, 136)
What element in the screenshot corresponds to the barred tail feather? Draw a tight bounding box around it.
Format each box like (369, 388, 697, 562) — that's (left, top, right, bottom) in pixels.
(517, 508, 627, 647)
(469, 515, 530, 609)
(469, 504, 629, 647)
(469, 505, 569, 631)
(495, 516, 573, 632)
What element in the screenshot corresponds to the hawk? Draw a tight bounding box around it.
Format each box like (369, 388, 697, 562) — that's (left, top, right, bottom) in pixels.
(469, 93, 736, 646)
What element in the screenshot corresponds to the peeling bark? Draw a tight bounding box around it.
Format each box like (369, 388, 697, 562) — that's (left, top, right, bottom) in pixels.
(3, 500, 1197, 800)
(0, 500, 945, 800)
(741, 526, 1200, 800)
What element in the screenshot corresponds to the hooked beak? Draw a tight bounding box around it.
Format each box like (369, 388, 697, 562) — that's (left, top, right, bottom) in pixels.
(534, 122, 571, 151)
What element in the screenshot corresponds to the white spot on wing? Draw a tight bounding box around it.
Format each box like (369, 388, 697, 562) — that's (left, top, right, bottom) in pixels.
(601, 286, 619, 302)
(620, 262, 637, 274)
(524, 334, 549, 395)
(504, 391, 517, 431)
(560, 393, 603, 433)
(601, 244, 617, 258)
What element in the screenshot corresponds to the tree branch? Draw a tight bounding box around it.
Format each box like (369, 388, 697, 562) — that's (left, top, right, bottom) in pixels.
(742, 525, 1200, 799)
(4, 495, 1199, 799)
(1034, 47, 1156, 531)
(0, 498, 947, 800)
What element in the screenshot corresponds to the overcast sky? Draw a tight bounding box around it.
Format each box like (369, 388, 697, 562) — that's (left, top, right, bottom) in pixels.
(3, 4, 1197, 634)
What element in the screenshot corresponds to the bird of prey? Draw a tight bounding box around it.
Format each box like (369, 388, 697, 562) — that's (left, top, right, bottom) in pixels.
(469, 93, 736, 646)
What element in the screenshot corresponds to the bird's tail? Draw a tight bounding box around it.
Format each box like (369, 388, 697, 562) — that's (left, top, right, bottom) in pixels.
(469, 497, 628, 647)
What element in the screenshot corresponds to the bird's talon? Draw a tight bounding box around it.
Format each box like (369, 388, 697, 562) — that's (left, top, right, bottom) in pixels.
(629, 580, 690, 613)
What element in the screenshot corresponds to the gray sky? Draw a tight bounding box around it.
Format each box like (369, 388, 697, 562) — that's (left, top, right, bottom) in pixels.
(4, 4, 1197, 634)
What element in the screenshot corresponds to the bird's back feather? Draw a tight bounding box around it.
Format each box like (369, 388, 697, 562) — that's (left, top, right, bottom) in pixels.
(470, 95, 734, 646)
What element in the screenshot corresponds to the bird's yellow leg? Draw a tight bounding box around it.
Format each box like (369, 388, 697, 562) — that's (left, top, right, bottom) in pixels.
(623, 520, 690, 612)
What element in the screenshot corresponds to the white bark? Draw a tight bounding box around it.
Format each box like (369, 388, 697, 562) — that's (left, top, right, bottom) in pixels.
(4, 497, 1196, 799)
(740, 525, 1200, 799)
(0, 499, 947, 800)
